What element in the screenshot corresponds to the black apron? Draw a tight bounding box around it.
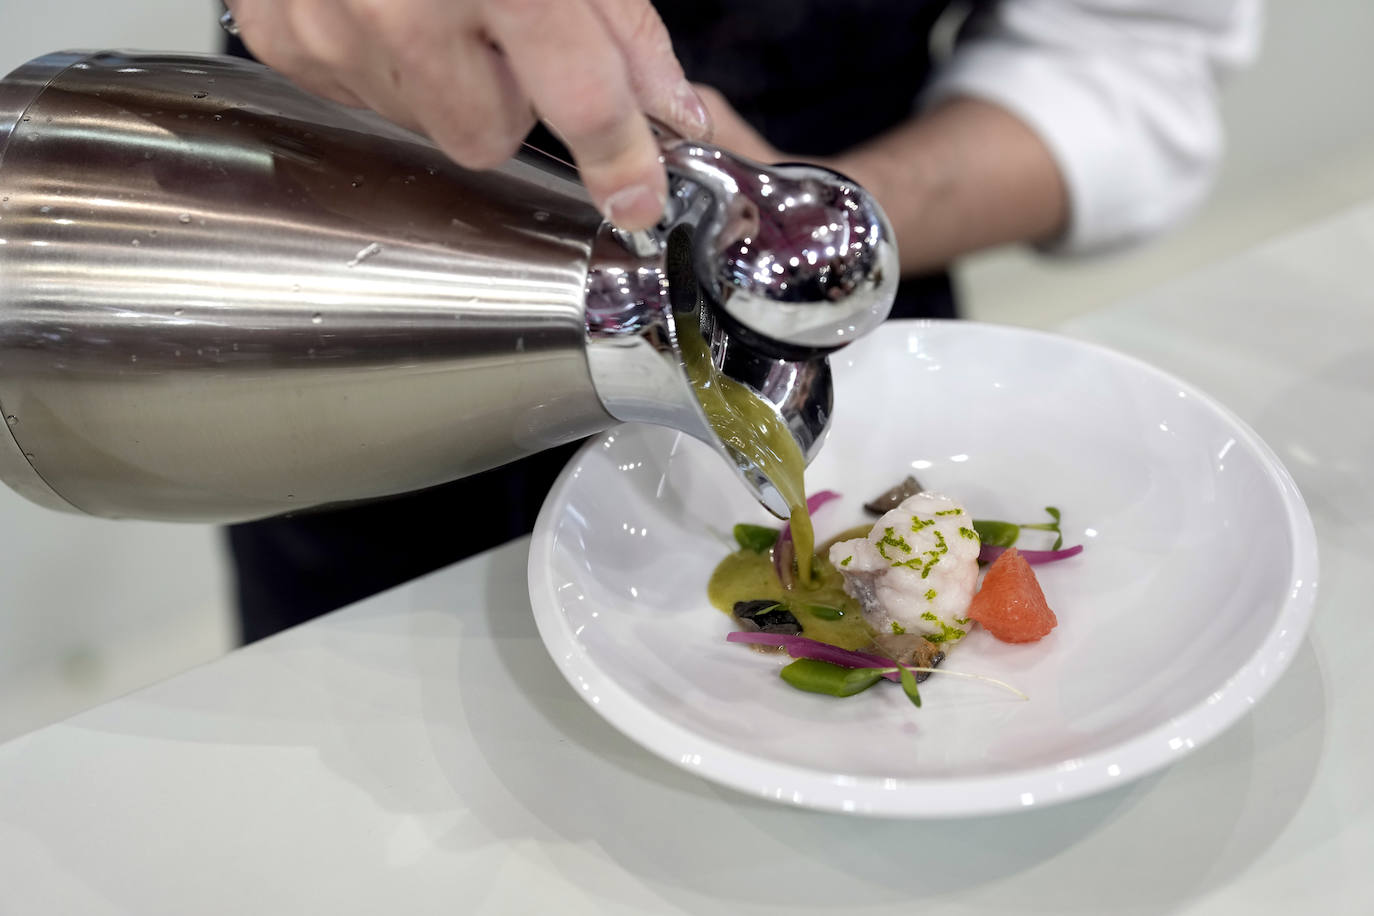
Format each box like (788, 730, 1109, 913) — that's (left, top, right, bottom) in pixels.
(226, 0, 958, 642)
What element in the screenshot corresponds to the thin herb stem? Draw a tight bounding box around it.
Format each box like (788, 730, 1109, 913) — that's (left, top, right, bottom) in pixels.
(873, 667, 1029, 700)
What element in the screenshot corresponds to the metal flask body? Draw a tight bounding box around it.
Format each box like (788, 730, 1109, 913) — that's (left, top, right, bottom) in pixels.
(0, 52, 897, 523)
(0, 51, 631, 522)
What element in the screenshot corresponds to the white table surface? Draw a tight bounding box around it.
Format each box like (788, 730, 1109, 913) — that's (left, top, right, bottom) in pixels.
(3, 204, 1372, 915)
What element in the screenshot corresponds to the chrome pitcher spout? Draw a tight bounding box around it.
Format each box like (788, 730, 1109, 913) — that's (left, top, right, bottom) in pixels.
(586, 129, 896, 517)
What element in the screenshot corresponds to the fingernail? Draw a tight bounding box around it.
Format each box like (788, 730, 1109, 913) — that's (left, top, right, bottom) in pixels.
(674, 82, 711, 140)
(603, 184, 666, 230)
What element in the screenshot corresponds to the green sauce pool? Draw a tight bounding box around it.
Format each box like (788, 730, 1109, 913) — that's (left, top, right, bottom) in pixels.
(706, 550, 874, 651)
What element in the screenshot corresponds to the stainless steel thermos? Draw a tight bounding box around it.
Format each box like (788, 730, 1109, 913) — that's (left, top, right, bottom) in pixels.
(0, 51, 895, 522)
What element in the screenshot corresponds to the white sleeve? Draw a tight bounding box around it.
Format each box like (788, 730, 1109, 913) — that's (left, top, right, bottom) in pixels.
(922, 0, 1262, 255)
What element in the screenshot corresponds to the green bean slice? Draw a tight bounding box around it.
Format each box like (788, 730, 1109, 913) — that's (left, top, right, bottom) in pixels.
(780, 659, 884, 697)
(803, 603, 845, 621)
(972, 519, 1020, 549)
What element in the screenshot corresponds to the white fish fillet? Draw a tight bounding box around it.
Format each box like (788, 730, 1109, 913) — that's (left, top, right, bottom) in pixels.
(827, 492, 981, 643)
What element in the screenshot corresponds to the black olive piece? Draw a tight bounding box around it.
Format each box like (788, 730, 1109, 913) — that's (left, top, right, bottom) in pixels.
(733, 599, 802, 634)
(914, 650, 945, 683)
(864, 475, 924, 515)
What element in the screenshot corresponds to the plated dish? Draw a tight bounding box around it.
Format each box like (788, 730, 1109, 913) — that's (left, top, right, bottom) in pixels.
(527, 321, 1318, 817)
(713, 483, 1075, 710)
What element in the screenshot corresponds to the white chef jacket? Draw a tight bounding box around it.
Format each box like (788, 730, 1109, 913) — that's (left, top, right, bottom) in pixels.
(926, 0, 1262, 254)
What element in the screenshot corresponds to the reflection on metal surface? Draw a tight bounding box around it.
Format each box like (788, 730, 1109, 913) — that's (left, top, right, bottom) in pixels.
(660, 140, 897, 355)
(0, 51, 608, 520)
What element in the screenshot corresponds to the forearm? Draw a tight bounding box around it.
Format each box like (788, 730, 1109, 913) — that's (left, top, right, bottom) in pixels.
(830, 97, 1068, 276)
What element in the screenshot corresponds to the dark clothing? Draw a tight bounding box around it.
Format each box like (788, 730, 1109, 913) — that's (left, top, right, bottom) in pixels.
(227, 0, 958, 643)
(658, 0, 951, 157)
(229, 443, 581, 642)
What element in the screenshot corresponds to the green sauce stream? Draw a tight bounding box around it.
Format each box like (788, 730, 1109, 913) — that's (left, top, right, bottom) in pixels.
(678, 319, 816, 584)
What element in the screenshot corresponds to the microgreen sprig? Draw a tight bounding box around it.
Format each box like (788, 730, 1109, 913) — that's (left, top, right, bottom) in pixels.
(974, 507, 1063, 551)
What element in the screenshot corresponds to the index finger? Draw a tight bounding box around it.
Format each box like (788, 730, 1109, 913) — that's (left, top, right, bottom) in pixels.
(484, 0, 666, 230)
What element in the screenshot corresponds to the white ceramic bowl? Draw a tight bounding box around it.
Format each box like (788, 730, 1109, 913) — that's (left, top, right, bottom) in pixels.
(527, 321, 1318, 817)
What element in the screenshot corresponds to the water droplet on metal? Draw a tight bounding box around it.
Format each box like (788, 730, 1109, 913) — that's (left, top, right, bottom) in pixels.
(291, 284, 301, 293)
(191, 90, 208, 99)
(178, 213, 192, 224)
(533, 210, 550, 222)
(20, 115, 29, 122)
(149, 229, 158, 237)
(173, 308, 184, 317)
(23, 452, 34, 461)
(515, 337, 525, 352)
(26, 134, 38, 142)
(177, 113, 188, 120)
(345, 242, 382, 268)
(130, 354, 138, 363)
(5, 415, 16, 425)
(426, 167, 438, 176)
(213, 114, 223, 121)
(350, 175, 365, 188)
(232, 342, 239, 351)
(131, 238, 140, 246)
(174, 349, 181, 357)
(38, 205, 51, 214)
(311, 313, 323, 324)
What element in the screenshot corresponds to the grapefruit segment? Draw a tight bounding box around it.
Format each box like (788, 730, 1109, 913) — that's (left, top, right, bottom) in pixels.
(967, 547, 1058, 643)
